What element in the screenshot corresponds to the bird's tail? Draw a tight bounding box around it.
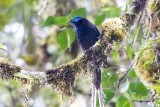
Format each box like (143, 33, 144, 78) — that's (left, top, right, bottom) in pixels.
(93, 68, 102, 90)
(92, 68, 105, 107)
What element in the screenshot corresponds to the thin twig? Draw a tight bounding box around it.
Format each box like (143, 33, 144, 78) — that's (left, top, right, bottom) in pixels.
(143, 9, 152, 45)
(116, 59, 137, 89)
(38, 0, 48, 15)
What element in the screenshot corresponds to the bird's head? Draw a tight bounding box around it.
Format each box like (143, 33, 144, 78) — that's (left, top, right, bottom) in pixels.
(68, 16, 86, 27)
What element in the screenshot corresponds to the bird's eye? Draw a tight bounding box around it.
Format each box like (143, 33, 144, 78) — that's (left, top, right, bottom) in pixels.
(70, 20, 73, 22)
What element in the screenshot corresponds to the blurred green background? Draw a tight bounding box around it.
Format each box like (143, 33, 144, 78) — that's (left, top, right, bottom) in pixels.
(0, 0, 155, 107)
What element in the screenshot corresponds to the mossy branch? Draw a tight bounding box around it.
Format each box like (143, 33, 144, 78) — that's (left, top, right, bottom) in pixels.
(0, 0, 149, 96)
(135, 0, 160, 89)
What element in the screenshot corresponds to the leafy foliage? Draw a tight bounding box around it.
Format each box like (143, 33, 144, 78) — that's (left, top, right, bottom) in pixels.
(95, 13, 107, 26)
(57, 28, 75, 50)
(116, 96, 132, 107)
(42, 16, 69, 27)
(128, 82, 148, 99)
(126, 44, 133, 59)
(0, 0, 158, 106)
(128, 69, 137, 78)
(101, 6, 121, 18)
(69, 8, 87, 18)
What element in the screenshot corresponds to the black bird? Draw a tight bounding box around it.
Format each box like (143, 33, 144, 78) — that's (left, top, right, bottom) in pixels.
(68, 16, 104, 107)
(68, 16, 100, 51)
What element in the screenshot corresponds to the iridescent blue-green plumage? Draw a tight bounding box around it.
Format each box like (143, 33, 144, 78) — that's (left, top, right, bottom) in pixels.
(69, 16, 100, 50)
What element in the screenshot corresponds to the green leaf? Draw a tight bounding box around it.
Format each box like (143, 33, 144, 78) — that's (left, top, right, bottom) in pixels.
(133, 27, 140, 45)
(103, 89, 115, 103)
(101, 6, 120, 17)
(102, 72, 118, 88)
(57, 30, 68, 50)
(95, 13, 106, 26)
(131, 92, 137, 99)
(116, 96, 132, 107)
(42, 16, 68, 27)
(69, 8, 86, 18)
(126, 44, 132, 59)
(128, 82, 148, 97)
(128, 69, 137, 78)
(66, 29, 75, 47)
(155, 100, 160, 107)
(42, 16, 55, 27)
(57, 28, 75, 50)
(54, 16, 68, 26)
(113, 50, 119, 61)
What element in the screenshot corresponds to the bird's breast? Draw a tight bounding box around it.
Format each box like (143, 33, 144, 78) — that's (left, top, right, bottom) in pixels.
(75, 23, 100, 50)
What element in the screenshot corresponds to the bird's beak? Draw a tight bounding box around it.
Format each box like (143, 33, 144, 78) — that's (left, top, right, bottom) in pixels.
(66, 20, 72, 26)
(66, 21, 71, 24)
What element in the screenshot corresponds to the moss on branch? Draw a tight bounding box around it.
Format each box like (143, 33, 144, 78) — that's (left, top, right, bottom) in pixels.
(0, 59, 21, 80)
(0, 0, 150, 97)
(31, 0, 149, 96)
(134, 0, 160, 87)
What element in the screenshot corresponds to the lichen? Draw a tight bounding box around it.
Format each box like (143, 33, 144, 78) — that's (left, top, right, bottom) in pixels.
(135, 47, 158, 87)
(45, 43, 108, 97)
(134, 36, 160, 88)
(148, 0, 160, 14)
(0, 59, 21, 80)
(148, 0, 160, 33)
(0, 58, 32, 89)
(102, 18, 127, 43)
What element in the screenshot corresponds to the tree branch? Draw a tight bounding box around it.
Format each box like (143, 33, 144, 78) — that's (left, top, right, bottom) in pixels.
(0, 0, 149, 97)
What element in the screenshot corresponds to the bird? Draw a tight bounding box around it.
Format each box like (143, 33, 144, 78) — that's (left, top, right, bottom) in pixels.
(68, 16, 104, 107)
(68, 16, 100, 51)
